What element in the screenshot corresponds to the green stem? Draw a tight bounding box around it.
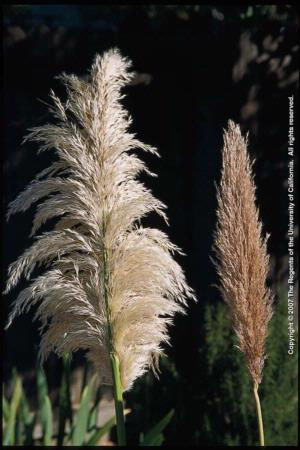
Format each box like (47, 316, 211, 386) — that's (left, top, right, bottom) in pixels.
(103, 243, 126, 446)
(110, 353, 126, 446)
(253, 382, 265, 446)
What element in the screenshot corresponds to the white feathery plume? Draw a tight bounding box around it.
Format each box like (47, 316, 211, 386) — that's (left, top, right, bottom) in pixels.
(4, 49, 195, 392)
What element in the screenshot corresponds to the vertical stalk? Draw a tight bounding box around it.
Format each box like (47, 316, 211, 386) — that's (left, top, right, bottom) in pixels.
(253, 382, 265, 446)
(57, 353, 72, 446)
(103, 241, 126, 446)
(110, 352, 126, 445)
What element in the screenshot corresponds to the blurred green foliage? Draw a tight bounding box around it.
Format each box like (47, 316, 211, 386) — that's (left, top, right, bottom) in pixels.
(2, 359, 114, 446)
(2, 287, 297, 446)
(2, 354, 174, 446)
(127, 284, 298, 446)
(139, 409, 174, 446)
(3, 4, 295, 25)
(200, 284, 298, 446)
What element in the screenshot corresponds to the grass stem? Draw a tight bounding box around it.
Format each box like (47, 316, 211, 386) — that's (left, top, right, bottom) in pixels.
(253, 382, 264, 446)
(103, 240, 126, 446)
(110, 353, 126, 445)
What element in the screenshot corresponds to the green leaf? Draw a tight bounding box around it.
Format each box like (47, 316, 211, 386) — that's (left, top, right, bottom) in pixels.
(147, 433, 164, 446)
(20, 388, 30, 423)
(86, 409, 131, 446)
(86, 415, 116, 446)
(14, 406, 22, 445)
(37, 366, 53, 444)
(139, 409, 174, 446)
(57, 353, 72, 446)
(88, 404, 99, 432)
(37, 367, 48, 404)
(42, 395, 53, 445)
(63, 353, 73, 425)
(3, 375, 22, 445)
(246, 6, 254, 17)
(81, 364, 89, 396)
(88, 385, 102, 431)
(20, 391, 36, 446)
(71, 376, 96, 445)
(2, 395, 10, 423)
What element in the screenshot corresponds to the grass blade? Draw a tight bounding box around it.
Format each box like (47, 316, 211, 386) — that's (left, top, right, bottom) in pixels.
(86, 416, 116, 446)
(139, 409, 174, 446)
(37, 367, 48, 405)
(2, 395, 10, 423)
(81, 364, 89, 396)
(42, 395, 53, 445)
(57, 353, 72, 446)
(71, 376, 96, 445)
(3, 375, 22, 445)
(88, 385, 102, 431)
(14, 407, 22, 445)
(20, 389, 36, 446)
(37, 366, 53, 444)
(86, 409, 131, 446)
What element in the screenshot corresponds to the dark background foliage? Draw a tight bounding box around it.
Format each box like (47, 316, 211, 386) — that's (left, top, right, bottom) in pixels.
(2, 4, 298, 446)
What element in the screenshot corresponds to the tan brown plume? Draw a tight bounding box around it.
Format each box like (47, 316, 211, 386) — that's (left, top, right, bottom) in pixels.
(213, 120, 273, 386)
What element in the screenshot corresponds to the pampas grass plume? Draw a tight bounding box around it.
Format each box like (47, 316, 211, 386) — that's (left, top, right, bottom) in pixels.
(4, 48, 195, 393)
(213, 120, 273, 446)
(214, 120, 273, 386)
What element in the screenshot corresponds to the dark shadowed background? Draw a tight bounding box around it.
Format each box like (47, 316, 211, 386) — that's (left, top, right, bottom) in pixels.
(2, 4, 298, 446)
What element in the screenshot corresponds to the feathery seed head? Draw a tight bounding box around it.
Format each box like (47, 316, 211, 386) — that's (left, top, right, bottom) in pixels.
(213, 120, 273, 385)
(5, 48, 195, 391)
